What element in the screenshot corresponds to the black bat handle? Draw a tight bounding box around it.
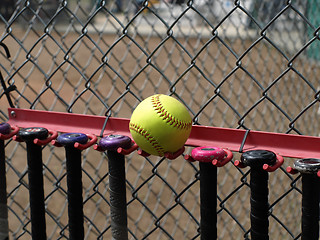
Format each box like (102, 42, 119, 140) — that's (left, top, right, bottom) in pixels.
(56, 132, 88, 240)
(18, 127, 49, 240)
(65, 146, 85, 240)
(301, 174, 320, 240)
(241, 150, 277, 240)
(97, 134, 131, 240)
(107, 150, 128, 240)
(292, 158, 320, 240)
(250, 166, 269, 240)
(199, 162, 217, 240)
(186, 146, 232, 240)
(26, 141, 47, 240)
(0, 139, 9, 240)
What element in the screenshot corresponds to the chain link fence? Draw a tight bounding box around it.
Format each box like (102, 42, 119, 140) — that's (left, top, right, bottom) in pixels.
(1, 0, 320, 239)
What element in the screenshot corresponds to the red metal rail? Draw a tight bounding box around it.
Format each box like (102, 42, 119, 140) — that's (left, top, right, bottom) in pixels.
(7, 108, 320, 159)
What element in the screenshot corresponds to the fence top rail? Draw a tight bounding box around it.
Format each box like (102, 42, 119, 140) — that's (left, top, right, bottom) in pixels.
(7, 108, 320, 159)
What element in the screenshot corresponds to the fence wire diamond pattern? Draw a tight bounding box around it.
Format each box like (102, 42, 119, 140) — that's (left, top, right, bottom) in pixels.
(0, 0, 319, 239)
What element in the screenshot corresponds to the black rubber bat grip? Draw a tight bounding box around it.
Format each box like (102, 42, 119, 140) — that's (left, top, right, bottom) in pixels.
(301, 173, 319, 240)
(107, 150, 128, 240)
(26, 142, 47, 240)
(65, 146, 84, 240)
(0, 140, 9, 240)
(199, 162, 217, 240)
(250, 167, 269, 240)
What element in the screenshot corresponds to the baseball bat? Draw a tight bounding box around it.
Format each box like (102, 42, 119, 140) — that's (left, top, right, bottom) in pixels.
(17, 127, 49, 240)
(239, 150, 277, 240)
(185, 146, 233, 240)
(55, 133, 89, 240)
(290, 158, 320, 240)
(301, 173, 319, 240)
(65, 145, 85, 240)
(0, 138, 8, 240)
(96, 134, 131, 240)
(0, 123, 19, 240)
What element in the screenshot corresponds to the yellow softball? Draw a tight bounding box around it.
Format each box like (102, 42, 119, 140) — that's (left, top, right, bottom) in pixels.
(129, 94, 192, 156)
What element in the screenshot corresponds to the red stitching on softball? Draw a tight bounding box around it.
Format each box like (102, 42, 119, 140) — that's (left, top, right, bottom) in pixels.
(151, 95, 192, 130)
(129, 122, 165, 156)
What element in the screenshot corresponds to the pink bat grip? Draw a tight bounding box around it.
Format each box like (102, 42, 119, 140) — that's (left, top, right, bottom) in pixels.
(191, 147, 226, 163)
